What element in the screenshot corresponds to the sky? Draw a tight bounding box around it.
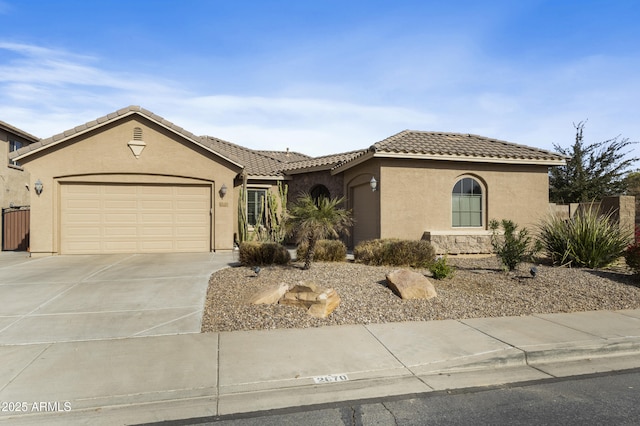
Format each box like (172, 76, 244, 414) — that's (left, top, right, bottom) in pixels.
(0, 0, 639, 160)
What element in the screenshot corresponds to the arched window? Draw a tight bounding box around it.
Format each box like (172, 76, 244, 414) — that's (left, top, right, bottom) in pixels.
(452, 177, 483, 227)
(310, 184, 330, 205)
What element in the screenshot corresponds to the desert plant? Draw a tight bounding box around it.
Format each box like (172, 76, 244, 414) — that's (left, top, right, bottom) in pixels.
(238, 182, 289, 244)
(489, 219, 536, 271)
(354, 239, 436, 268)
(297, 239, 347, 262)
(239, 241, 291, 266)
(429, 255, 455, 279)
(287, 193, 353, 270)
(537, 206, 631, 268)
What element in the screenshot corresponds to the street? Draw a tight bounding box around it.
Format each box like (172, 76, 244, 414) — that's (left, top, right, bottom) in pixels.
(153, 368, 640, 426)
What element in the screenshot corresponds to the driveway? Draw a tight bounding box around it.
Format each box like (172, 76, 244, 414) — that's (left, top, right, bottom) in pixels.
(0, 251, 235, 344)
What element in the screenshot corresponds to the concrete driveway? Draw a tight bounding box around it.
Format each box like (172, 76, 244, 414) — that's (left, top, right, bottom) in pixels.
(0, 251, 235, 344)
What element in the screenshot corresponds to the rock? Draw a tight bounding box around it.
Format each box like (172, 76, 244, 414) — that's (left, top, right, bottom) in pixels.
(386, 269, 437, 300)
(280, 281, 341, 318)
(307, 288, 341, 319)
(248, 282, 290, 305)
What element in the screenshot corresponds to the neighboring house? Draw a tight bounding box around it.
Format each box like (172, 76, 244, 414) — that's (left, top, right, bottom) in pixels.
(10, 106, 567, 256)
(1, 120, 39, 250)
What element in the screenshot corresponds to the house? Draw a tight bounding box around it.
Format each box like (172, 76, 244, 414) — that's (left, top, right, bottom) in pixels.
(1, 120, 39, 250)
(10, 106, 567, 256)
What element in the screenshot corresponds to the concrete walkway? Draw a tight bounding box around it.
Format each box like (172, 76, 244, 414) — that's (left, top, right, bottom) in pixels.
(1, 309, 639, 425)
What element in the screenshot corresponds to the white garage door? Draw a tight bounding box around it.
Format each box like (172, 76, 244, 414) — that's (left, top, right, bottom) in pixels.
(60, 183, 211, 254)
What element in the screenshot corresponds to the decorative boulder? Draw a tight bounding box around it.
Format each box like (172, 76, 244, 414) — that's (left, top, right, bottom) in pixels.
(386, 269, 437, 300)
(280, 281, 341, 318)
(249, 282, 291, 305)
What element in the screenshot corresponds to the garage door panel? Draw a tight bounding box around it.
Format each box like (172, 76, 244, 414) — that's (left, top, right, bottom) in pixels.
(177, 227, 208, 237)
(140, 200, 174, 210)
(66, 213, 101, 222)
(104, 186, 137, 195)
(140, 186, 173, 195)
(104, 226, 138, 236)
(61, 184, 211, 254)
(140, 212, 174, 222)
(66, 199, 101, 209)
(65, 226, 101, 237)
(178, 200, 209, 209)
(104, 213, 138, 223)
(104, 241, 139, 252)
(105, 200, 138, 209)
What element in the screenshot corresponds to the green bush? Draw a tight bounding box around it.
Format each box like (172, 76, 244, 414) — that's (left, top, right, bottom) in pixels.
(354, 239, 435, 268)
(490, 219, 537, 271)
(537, 207, 631, 268)
(239, 241, 291, 266)
(297, 239, 347, 262)
(429, 255, 455, 279)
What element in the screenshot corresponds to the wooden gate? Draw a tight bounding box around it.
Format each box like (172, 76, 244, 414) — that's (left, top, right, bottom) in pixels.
(2, 207, 30, 251)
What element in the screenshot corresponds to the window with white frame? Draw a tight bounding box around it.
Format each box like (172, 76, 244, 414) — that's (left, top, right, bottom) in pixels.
(247, 189, 267, 226)
(452, 177, 483, 227)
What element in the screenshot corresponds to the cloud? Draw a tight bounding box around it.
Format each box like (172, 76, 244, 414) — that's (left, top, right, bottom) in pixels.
(0, 40, 638, 162)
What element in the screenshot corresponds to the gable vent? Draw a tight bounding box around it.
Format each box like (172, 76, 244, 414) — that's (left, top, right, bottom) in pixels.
(128, 127, 146, 159)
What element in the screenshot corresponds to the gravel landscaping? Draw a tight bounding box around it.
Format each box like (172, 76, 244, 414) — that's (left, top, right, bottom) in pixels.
(201, 256, 640, 333)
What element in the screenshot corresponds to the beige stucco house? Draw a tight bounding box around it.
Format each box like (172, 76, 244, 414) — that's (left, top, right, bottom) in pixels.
(10, 106, 566, 256)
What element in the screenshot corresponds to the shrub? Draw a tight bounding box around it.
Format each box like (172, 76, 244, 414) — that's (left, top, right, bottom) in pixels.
(354, 239, 435, 268)
(239, 241, 291, 266)
(624, 226, 640, 273)
(490, 219, 536, 271)
(297, 239, 347, 262)
(537, 206, 631, 268)
(429, 255, 455, 279)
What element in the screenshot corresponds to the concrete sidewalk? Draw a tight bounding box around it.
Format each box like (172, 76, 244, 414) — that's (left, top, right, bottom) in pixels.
(1, 309, 639, 425)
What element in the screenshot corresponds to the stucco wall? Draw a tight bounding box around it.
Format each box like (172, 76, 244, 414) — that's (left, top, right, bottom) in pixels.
(342, 157, 551, 253)
(18, 116, 240, 255)
(1, 129, 33, 209)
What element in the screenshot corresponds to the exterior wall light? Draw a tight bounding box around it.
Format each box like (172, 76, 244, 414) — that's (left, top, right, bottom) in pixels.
(219, 183, 228, 198)
(370, 176, 377, 192)
(34, 179, 44, 195)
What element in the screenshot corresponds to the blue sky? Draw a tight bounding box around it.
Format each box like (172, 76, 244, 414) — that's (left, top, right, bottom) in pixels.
(0, 0, 638, 158)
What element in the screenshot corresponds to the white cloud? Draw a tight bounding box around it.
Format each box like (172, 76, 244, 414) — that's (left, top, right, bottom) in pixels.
(0, 40, 638, 163)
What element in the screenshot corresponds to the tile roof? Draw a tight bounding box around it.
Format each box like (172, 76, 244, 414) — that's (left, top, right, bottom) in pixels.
(9, 106, 242, 169)
(282, 149, 368, 173)
(8, 106, 567, 178)
(201, 136, 288, 177)
(258, 150, 311, 163)
(368, 130, 567, 163)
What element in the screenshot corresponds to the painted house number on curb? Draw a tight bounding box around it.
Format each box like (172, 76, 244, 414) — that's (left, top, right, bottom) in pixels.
(313, 374, 349, 384)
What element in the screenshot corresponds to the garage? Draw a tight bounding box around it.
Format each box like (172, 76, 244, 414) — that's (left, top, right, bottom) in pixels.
(60, 183, 211, 254)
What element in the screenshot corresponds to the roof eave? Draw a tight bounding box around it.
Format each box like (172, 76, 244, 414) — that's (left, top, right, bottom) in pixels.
(284, 164, 336, 174)
(0, 121, 40, 143)
(12, 110, 245, 170)
(330, 151, 376, 174)
(371, 151, 567, 166)
(244, 174, 291, 181)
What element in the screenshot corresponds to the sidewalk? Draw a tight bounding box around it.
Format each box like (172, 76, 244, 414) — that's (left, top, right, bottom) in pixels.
(1, 309, 639, 425)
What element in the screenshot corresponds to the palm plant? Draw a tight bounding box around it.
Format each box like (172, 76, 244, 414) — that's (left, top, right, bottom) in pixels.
(288, 193, 353, 270)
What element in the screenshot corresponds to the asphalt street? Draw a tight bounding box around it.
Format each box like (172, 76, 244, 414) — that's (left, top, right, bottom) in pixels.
(158, 368, 640, 426)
